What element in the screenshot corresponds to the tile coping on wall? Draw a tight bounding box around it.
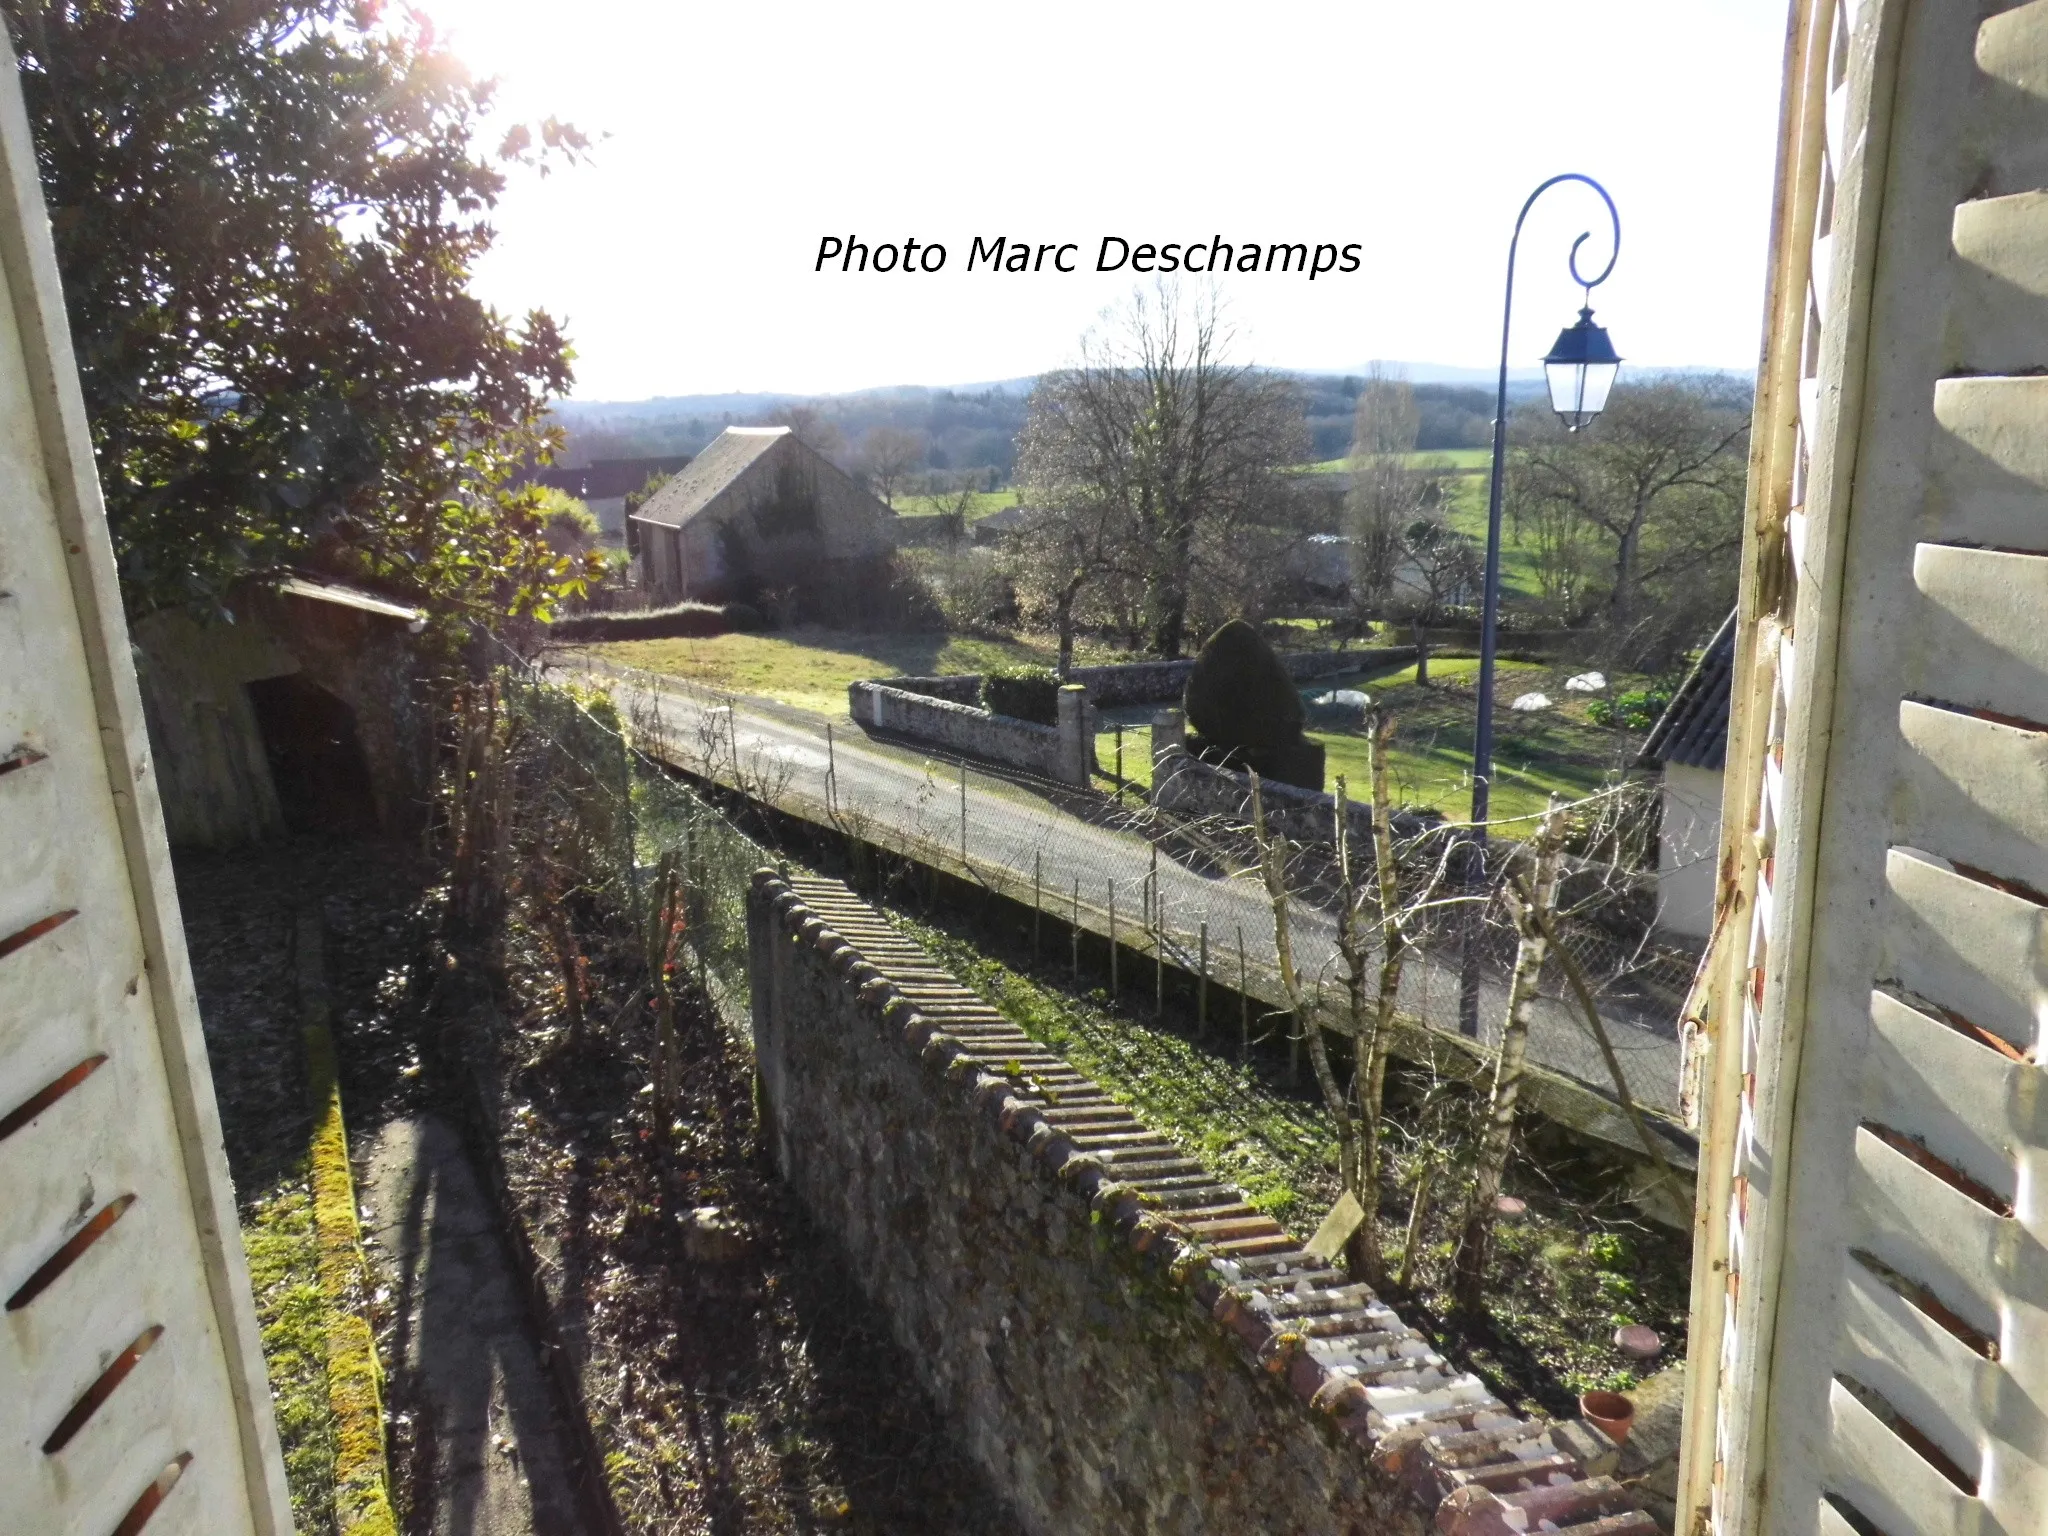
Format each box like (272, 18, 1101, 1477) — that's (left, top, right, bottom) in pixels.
(752, 868, 1661, 1536)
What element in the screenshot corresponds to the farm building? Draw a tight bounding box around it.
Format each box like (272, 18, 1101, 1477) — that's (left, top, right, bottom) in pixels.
(132, 576, 433, 848)
(628, 426, 896, 605)
(530, 453, 692, 542)
(1636, 610, 1734, 941)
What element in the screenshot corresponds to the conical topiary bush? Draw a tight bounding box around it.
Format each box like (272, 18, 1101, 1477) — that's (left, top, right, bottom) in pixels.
(1182, 619, 1324, 790)
(1184, 619, 1303, 750)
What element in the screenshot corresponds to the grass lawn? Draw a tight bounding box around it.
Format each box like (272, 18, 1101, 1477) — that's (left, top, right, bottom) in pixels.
(1097, 652, 1642, 828)
(594, 628, 1642, 825)
(588, 629, 1128, 717)
(890, 490, 1021, 521)
(1302, 448, 1493, 475)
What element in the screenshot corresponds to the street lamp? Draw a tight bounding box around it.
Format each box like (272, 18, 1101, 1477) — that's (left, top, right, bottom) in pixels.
(1543, 308, 1623, 431)
(1470, 173, 1621, 835)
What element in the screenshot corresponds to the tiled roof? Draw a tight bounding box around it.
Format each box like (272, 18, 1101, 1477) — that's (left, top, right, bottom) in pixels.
(629, 428, 790, 529)
(1638, 609, 1736, 771)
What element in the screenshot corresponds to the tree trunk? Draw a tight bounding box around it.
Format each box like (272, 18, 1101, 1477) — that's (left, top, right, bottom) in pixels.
(1607, 504, 1647, 621)
(1253, 773, 1362, 1236)
(1452, 797, 1567, 1312)
(1345, 714, 1408, 1280)
(1411, 618, 1430, 685)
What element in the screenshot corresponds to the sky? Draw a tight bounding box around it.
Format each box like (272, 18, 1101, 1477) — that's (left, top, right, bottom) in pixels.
(413, 0, 1792, 402)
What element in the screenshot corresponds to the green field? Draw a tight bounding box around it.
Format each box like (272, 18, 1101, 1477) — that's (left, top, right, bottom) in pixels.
(1302, 448, 1493, 475)
(1097, 653, 1638, 828)
(891, 489, 1021, 521)
(596, 629, 1641, 827)
(588, 629, 1126, 717)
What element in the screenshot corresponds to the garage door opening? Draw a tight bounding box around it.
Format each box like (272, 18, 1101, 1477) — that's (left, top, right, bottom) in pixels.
(247, 674, 379, 835)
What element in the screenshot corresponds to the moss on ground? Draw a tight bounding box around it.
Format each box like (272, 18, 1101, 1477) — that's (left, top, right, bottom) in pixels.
(305, 1024, 397, 1536)
(243, 1177, 341, 1535)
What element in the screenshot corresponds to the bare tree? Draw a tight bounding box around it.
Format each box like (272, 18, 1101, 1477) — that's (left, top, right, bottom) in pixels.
(1512, 378, 1748, 664)
(766, 404, 849, 466)
(1346, 369, 1428, 618)
(860, 425, 926, 507)
(1000, 493, 1126, 676)
(1249, 712, 1454, 1285)
(1452, 796, 1568, 1312)
(1016, 284, 1309, 659)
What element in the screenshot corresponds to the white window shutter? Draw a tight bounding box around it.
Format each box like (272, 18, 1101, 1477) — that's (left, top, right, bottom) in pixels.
(0, 24, 294, 1536)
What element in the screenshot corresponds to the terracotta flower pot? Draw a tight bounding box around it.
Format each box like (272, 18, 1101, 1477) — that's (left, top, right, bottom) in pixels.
(1580, 1390, 1636, 1444)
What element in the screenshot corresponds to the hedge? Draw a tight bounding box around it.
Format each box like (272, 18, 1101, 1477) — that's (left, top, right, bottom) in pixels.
(982, 664, 1061, 724)
(548, 601, 766, 642)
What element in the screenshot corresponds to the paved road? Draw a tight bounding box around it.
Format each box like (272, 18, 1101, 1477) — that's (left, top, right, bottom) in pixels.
(587, 665, 1687, 1136)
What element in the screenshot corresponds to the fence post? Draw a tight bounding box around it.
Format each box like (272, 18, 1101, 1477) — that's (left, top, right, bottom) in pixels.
(1057, 683, 1091, 785)
(1114, 723, 1125, 788)
(1108, 880, 1118, 998)
(1199, 921, 1209, 1037)
(1032, 850, 1042, 960)
(1238, 925, 1249, 1061)
(1072, 877, 1081, 983)
(826, 721, 837, 815)
(959, 759, 968, 868)
(1154, 894, 1164, 1018)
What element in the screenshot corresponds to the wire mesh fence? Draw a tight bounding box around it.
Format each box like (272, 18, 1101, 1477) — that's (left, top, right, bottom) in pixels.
(452, 657, 771, 1016)
(581, 659, 1696, 1153)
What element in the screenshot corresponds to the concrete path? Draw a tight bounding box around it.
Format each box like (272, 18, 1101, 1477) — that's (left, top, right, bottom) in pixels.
(361, 1116, 590, 1536)
(585, 664, 1687, 1129)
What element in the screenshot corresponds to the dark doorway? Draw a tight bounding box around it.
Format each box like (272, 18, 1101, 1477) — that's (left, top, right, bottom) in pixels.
(247, 674, 379, 835)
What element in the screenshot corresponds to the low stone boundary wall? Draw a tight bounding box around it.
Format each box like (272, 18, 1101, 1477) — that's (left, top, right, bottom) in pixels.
(1071, 645, 1417, 706)
(1149, 714, 1442, 848)
(847, 679, 1095, 784)
(877, 673, 982, 705)
(747, 870, 1656, 1536)
(866, 645, 1419, 718)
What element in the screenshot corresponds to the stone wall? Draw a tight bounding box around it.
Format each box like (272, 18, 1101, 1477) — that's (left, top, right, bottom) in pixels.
(877, 673, 983, 705)
(847, 679, 1095, 785)
(867, 645, 1420, 718)
(1073, 645, 1417, 706)
(133, 584, 431, 848)
(1149, 714, 1441, 849)
(748, 870, 1656, 1536)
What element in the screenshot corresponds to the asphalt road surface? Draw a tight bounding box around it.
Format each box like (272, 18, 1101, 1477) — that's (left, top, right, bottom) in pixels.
(582, 664, 1686, 1132)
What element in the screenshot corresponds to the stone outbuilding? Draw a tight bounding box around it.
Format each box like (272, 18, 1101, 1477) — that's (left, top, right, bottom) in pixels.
(1636, 610, 1734, 941)
(628, 426, 896, 605)
(133, 576, 433, 848)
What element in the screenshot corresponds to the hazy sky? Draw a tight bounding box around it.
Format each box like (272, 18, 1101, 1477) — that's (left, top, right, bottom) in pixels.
(415, 0, 1791, 402)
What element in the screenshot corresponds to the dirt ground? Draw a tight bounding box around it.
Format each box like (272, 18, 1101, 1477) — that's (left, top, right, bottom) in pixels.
(176, 836, 1019, 1536)
(474, 893, 1024, 1536)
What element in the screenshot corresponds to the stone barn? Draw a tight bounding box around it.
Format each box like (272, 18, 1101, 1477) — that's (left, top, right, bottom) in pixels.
(132, 576, 433, 847)
(628, 426, 896, 608)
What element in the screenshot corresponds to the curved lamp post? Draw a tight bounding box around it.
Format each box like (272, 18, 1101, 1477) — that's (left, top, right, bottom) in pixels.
(1470, 174, 1622, 836)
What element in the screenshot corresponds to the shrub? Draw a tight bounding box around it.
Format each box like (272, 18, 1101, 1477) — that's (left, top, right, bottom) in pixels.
(546, 601, 766, 643)
(1183, 619, 1304, 750)
(1614, 689, 1670, 731)
(1586, 698, 1616, 727)
(983, 664, 1060, 725)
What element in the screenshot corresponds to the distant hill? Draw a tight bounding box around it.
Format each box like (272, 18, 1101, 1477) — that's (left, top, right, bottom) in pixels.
(550, 365, 1743, 483)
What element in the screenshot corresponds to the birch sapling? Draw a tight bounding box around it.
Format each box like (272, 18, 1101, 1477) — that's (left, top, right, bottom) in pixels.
(1253, 770, 1364, 1273)
(1453, 794, 1568, 1312)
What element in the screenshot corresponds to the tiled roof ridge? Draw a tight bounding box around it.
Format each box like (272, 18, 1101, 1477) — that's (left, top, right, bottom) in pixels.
(1637, 610, 1737, 771)
(754, 869, 1659, 1536)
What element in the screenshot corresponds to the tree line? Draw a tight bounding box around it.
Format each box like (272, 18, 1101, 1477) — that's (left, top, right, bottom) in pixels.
(996, 287, 1749, 679)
